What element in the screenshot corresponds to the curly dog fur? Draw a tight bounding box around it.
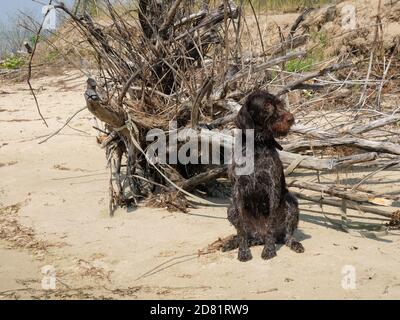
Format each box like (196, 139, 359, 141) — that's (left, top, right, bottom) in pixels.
(223, 90, 304, 261)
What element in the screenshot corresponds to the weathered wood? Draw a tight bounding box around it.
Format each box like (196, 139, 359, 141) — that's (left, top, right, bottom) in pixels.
(174, 10, 207, 28)
(159, 0, 183, 37)
(280, 151, 378, 171)
(339, 115, 400, 135)
(290, 124, 336, 139)
(175, 1, 239, 42)
(292, 191, 393, 219)
(289, 180, 393, 206)
(294, 116, 400, 138)
(184, 129, 380, 171)
(284, 137, 400, 155)
(210, 114, 400, 140)
(180, 166, 228, 191)
(288, 8, 312, 39)
(277, 62, 354, 96)
(212, 50, 307, 99)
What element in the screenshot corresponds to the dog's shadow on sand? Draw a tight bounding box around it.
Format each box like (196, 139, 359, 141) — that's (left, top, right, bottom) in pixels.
(294, 229, 311, 242)
(269, 229, 311, 253)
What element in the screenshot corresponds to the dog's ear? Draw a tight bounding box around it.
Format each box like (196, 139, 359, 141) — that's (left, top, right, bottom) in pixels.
(263, 100, 276, 121)
(261, 91, 282, 121)
(235, 104, 254, 130)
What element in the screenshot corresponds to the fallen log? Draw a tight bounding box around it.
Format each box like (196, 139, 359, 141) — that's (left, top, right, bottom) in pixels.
(277, 62, 354, 96)
(292, 191, 393, 219)
(179, 166, 228, 191)
(338, 114, 400, 135)
(289, 180, 394, 206)
(290, 124, 336, 139)
(284, 136, 400, 155)
(280, 151, 379, 171)
(175, 1, 239, 41)
(213, 115, 400, 140)
(189, 129, 380, 171)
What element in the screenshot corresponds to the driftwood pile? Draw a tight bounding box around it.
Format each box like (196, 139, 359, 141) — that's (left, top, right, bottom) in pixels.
(33, 1, 400, 230)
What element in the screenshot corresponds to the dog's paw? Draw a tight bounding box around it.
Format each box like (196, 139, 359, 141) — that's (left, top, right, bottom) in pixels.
(238, 248, 252, 262)
(289, 241, 304, 253)
(261, 246, 277, 260)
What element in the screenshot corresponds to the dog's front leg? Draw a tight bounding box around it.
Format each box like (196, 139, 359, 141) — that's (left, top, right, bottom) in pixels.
(261, 230, 276, 260)
(237, 217, 252, 262)
(261, 184, 279, 260)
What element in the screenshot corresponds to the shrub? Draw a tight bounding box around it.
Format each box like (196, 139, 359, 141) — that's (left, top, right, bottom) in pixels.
(0, 56, 25, 69)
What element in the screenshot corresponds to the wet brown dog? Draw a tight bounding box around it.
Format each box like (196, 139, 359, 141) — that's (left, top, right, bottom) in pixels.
(224, 90, 304, 261)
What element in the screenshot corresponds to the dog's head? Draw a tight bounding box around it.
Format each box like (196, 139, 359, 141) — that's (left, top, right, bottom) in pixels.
(235, 90, 294, 138)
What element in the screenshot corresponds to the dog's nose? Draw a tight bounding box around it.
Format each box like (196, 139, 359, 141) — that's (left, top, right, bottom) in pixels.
(286, 113, 295, 125)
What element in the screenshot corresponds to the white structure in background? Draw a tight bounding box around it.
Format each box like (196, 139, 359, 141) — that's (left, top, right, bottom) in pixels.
(42, 5, 57, 30)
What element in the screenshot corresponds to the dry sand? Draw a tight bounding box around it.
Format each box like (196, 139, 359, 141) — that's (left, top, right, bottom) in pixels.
(1, 70, 400, 300)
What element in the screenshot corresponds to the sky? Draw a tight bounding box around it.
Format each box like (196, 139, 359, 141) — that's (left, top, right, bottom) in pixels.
(0, 0, 74, 23)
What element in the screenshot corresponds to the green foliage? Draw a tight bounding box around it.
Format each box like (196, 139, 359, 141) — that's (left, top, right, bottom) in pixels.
(284, 56, 315, 72)
(0, 56, 25, 69)
(46, 49, 59, 63)
(73, 0, 99, 16)
(302, 89, 313, 99)
(29, 35, 39, 46)
(311, 31, 328, 48)
(284, 30, 330, 73)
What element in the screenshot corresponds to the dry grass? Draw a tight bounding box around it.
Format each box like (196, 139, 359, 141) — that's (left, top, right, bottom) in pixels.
(247, 0, 333, 12)
(0, 201, 65, 258)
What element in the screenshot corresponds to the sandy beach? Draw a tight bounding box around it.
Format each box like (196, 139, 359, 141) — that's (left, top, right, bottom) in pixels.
(1, 71, 400, 299)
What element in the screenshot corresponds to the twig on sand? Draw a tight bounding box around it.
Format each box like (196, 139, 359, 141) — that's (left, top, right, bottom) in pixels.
(27, 0, 54, 127)
(38, 106, 87, 144)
